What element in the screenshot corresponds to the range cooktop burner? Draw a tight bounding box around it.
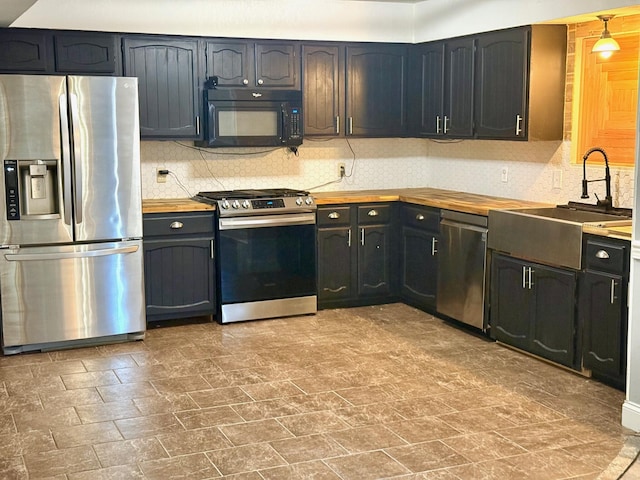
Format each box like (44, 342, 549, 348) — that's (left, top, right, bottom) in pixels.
(196, 188, 309, 200)
(193, 188, 315, 216)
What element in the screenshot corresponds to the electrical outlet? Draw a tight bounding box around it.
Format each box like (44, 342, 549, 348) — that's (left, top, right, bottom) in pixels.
(501, 166, 508, 183)
(338, 163, 346, 178)
(156, 168, 168, 183)
(552, 169, 562, 189)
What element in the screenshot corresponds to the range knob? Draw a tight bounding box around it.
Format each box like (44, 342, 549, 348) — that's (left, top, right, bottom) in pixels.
(220, 200, 230, 209)
(231, 200, 240, 209)
(241, 200, 251, 209)
(305, 197, 314, 205)
(296, 198, 303, 206)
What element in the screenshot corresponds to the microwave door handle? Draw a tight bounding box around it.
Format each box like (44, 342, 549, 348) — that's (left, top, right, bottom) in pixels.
(69, 93, 82, 224)
(59, 93, 73, 227)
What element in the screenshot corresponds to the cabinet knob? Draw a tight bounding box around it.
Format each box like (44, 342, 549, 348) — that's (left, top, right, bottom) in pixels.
(595, 249, 610, 259)
(170, 221, 184, 229)
(416, 214, 425, 221)
(328, 211, 340, 219)
(367, 209, 379, 217)
(257, 79, 264, 85)
(242, 79, 249, 85)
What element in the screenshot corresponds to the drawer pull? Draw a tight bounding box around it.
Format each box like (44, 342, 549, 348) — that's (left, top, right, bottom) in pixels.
(367, 209, 379, 217)
(595, 250, 610, 259)
(328, 212, 341, 219)
(169, 221, 184, 229)
(416, 214, 425, 221)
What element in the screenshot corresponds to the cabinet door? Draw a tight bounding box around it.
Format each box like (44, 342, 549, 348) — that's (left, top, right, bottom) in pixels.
(303, 44, 343, 136)
(123, 38, 200, 139)
(530, 264, 577, 368)
(410, 42, 445, 136)
(490, 254, 531, 350)
(581, 271, 626, 379)
(204, 40, 252, 87)
(401, 226, 437, 308)
(54, 33, 120, 74)
(346, 45, 408, 136)
(358, 225, 391, 296)
(255, 42, 300, 89)
(445, 37, 475, 138)
(143, 237, 215, 320)
(0, 30, 53, 73)
(317, 227, 354, 302)
(475, 28, 528, 139)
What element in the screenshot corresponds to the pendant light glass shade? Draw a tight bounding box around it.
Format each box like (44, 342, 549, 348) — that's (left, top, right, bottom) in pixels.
(592, 15, 621, 58)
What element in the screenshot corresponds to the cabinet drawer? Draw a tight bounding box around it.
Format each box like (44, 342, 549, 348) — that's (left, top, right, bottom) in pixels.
(143, 213, 214, 237)
(317, 206, 351, 227)
(402, 205, 439, 231)
(357, 204, 391, 224)
(584, 239, 627, 274)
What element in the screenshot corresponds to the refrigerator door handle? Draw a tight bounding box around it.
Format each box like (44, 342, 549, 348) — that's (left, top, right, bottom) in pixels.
(68, 92, 82, 224)
(4, 244, 139, 262)
(59, 93, 73, 227)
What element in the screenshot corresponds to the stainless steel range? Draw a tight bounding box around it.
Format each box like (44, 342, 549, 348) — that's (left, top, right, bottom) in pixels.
(194, 189, 317, 323)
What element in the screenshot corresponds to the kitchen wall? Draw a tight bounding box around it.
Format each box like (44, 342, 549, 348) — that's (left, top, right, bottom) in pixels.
(141, 138, 635, 208)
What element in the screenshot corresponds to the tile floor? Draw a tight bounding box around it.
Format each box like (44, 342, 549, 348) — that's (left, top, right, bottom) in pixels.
(0, 303, 633, 479)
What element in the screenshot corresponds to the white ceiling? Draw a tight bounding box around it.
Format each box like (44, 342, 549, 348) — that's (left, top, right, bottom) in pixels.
(0, 0, 36, 27)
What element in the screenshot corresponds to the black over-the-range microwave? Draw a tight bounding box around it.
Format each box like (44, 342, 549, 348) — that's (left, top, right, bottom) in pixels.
(196, 88, 303, 148)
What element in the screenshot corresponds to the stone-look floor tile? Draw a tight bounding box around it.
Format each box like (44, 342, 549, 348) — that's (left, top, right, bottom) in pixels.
(61, 370, 120, 390)
(330, 424, 407, 453)
(14, 406, 80, 432)
(151, 375, 212, 394)
(0, 430, 56, 457)
(141, 453, 221, 479)
(442, 431, 527, 462)
(0, 455, 28, 479)
(325, 450, 410, 480)
(133, 392, 199, 415)
(336, 402, 408, 427)
(217, 472, 263, 480)
(391, 396, 456, 419)
(240, 380, 304, 400)
(563, 439, 628, 470)
(189, 386, 253, 408)
(30, 360, 86, 377)
(75, 400, 142, 424)
(81, 355, 138, 372)
(67, 464, 145, 479)
(40, 387, 103, 409)
(23, 445, 100, 477)
(287, 391, 352, 413)
(496, 421, 586, 451)
(220, 419, 294, 446)
(52, 421, 123, 448)
(270, 433, 348, 463)
(114, 413, 183, 439)
(387, 416, 463, 443)
(175, 405, 244, 429)
(444, 459, 534, 480)
(97, 381, 159, 403)
(385, 440, 471, 473)
(276, 410, 350, 436)
(93, 437, 169, 467)
(5, 375, 66, 395)
(259, 460, 342, 479)
(436, 406, 519, 434)
(504, 449, 601, 479)
(0, 414, 16, 435)
(158, 426, 232, 455)
(113, 364, 172, 384)
(0, 364, 33, 382)
(47, 347, 102, 361)
(231, 398, 301, 421)
(207, 443, 287, 475)
(0, 394, 43, 415)
(213, 354, 268, 372)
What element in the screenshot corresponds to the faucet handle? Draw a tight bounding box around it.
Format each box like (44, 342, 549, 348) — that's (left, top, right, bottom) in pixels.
(581, 179, 589, 199)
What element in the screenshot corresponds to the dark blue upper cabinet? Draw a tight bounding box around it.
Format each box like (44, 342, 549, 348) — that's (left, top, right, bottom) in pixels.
(54, 32, 121, 74)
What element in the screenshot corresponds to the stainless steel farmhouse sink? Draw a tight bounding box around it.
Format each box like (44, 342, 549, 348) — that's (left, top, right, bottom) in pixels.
(488, 206, 631, 270)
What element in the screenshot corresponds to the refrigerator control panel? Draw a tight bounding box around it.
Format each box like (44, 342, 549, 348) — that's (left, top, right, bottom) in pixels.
(4, 160, 19, 221)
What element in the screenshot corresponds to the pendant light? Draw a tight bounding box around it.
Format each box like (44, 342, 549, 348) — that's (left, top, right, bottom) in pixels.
(592, 14, 621, 59)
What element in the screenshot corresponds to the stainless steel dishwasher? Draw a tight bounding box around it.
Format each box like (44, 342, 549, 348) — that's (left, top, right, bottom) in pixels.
(437, 210, 489, 331)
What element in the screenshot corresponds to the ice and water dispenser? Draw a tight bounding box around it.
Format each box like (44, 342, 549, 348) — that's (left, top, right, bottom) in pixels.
(4, 159, 59, 219)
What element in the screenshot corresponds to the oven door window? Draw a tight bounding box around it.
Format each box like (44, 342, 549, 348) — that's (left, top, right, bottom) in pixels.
(218, 223, 316, 304)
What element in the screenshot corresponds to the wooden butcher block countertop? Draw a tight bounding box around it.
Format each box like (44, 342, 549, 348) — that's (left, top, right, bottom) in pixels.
(313, 188, 552, 216)
(583, 222, 632, 241)
(142, 198, 214, 214)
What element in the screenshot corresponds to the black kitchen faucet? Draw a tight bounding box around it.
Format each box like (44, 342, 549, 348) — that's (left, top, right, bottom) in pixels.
(581, 147, 613, 208)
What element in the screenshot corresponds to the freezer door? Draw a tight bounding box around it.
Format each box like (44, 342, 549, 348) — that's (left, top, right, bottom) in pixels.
(0, 240, 145, 350)
(68, 76, 142, 242)
(0, 75, 73, 245)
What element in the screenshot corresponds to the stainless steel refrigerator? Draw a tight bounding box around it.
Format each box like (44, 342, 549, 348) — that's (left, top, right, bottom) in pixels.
(0, 75, 145, 354)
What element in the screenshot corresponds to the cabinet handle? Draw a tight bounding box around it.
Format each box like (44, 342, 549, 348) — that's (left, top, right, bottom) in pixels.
(522, 266, 527, 289)
(210, 239, 214, 259)
(347, 229, 352, 247)
(611, 279, 618, 304)
(444, 116, 449, 134)
(436, 116, 442, 134)
(415, 214, 424, 221)
(431, 237, 438, 256)
(169, 221, 184, 229)
(528, 267, 534, 289)
(596, 249, 610, 259)
(243, 79, 249, 85)
(361, 228, 365, 246)
(336, 116, 340, 134)
(515, 114, 523, 136)
(348, 117, 353, 135)
(367, 209, 379, 217)
(257, 79, 264, 85)
(328, 211, 341, 219)
(196, 115, 200, 135)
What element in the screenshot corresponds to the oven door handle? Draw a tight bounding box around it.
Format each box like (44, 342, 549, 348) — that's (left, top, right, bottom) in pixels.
(218, 213, 316, 230)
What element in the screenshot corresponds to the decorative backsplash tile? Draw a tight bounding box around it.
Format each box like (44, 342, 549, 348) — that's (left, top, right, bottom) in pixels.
(141, 138, 635, 209)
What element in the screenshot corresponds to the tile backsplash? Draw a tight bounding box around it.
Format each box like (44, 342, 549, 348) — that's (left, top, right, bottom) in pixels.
(141, 138, 635, 209)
